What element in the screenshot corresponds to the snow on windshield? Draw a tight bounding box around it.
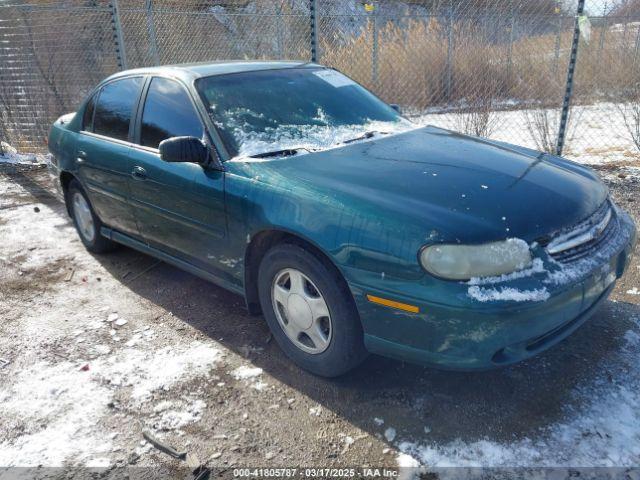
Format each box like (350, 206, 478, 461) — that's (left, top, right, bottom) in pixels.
(216, 107, 416, 158)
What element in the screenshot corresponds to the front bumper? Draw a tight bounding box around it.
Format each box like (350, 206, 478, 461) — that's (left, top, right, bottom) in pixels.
(348, 209, 637, 370)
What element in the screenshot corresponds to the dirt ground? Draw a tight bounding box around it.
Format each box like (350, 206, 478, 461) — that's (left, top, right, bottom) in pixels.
(1, 163, 640, 476)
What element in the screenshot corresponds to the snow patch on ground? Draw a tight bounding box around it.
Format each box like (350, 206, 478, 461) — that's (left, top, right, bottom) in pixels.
(0, 200, 73, 274)
(230, 365, 267, 390)
(98, 342, 222, 402)
(0, 341, 222, 466)
(414, 102, 640, 165)
(397, 317, 640, 468)
(231, 365, 263, 380)
(0, 360, 113, 467)
(385, 427, 397, 442)
(153, 399, 207, 431)
(396, 452, 424, 480)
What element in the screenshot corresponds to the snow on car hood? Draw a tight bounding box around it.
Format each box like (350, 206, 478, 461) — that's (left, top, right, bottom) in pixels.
(229, 126, 608, 244)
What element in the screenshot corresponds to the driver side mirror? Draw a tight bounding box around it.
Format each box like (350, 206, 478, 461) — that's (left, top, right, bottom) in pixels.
(159, 136, 209, 164)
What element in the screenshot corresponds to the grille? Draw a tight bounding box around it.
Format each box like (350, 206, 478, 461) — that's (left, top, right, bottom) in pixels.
(545, 201, 617, 264)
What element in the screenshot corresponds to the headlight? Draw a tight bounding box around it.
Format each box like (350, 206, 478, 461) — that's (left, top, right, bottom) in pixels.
(419, 239, 532, 280)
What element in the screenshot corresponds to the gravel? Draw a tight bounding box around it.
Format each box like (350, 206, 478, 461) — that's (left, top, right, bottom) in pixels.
(1, 162, 639, 474)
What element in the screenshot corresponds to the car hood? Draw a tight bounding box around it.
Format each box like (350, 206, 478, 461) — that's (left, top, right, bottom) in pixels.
(228, 126, 607, 244)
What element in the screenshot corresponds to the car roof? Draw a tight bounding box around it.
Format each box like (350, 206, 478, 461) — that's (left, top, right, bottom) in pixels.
(105, 60, 321, 84)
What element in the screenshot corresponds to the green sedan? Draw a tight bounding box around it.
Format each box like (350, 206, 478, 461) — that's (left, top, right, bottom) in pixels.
(48, 61, 636, 376)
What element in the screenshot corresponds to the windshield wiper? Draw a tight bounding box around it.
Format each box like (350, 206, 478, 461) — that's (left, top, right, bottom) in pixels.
(249, 147, 309, 159)
(342, 130, 390, 145)
(248, 131, 391, 158)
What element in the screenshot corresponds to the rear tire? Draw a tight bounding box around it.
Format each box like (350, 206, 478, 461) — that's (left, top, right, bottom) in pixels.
(258, 243, 367, 377)
(66, 179, 117, 254)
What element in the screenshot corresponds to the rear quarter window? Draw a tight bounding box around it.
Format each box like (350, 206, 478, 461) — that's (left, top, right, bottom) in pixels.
(93, 77, 143, 142)
(82, 93, 97, 132)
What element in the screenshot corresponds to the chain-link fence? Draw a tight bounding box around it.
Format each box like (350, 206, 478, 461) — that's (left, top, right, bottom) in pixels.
(0, 1, 121, 153)
(317, 1, 575, 153)
(1, 0, 639, 164)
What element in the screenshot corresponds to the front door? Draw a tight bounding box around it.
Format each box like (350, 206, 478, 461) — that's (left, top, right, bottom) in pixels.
(76, 76, 144, 237)
(127, 76, 226, 269)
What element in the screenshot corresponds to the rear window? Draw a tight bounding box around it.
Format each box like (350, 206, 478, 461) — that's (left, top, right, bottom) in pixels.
(93, 77, 143, 142)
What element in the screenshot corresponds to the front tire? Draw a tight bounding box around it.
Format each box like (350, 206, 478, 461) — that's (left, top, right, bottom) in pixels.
(258, 244, 367, 377)
(66, 179, 117, 253)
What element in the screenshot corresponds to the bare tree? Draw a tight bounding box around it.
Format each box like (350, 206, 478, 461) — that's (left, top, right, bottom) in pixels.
(611, 0, 640, 17)
(617, 84, 640, 151)
(523, 108, 560, 153)
(454, 66, 501, 138)
(456, 98, 497, 137)
(523, 106, 582, 154)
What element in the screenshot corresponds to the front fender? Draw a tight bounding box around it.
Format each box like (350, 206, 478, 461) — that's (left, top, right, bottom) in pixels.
(223, 165, 426, 290)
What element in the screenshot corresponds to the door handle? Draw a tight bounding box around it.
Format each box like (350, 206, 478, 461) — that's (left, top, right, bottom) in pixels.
(131, 166, 147, 180)
(77, 150, 87, 163)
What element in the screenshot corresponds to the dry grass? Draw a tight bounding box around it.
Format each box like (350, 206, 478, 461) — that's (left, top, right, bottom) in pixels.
(3, 5, 640, 153)
(321, 17, 640, 113)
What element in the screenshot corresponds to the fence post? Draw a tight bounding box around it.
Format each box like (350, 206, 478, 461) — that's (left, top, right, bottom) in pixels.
(372, 11, 379, 87)
(310, 0, 319, 62)
(597, 14, 607, 67)
(145, 0, 160, 65)
(633, 24, 640, 69)
(506, 13, 516, 82)
(109, 0, 127, 70)
(553, 14, 562, 73)
(555, 0, 585, 156)
(275, 1, 284, 59)
(445, 5, 454, 102)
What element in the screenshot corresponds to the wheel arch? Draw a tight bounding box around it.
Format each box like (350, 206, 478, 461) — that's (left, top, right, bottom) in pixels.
(59, 171, 76, 215)
(243, 228, 353, 316)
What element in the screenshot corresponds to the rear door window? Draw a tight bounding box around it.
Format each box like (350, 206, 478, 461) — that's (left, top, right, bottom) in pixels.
(93, 77, 143, 142)
(140, 77, 204, 149)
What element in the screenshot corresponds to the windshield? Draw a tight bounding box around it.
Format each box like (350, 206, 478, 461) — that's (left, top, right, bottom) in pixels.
(195, 67, 414, 158)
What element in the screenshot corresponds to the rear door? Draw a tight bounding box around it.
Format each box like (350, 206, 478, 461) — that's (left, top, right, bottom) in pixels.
(127, 75, 226, 269)
(76, 76, 144, 236)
